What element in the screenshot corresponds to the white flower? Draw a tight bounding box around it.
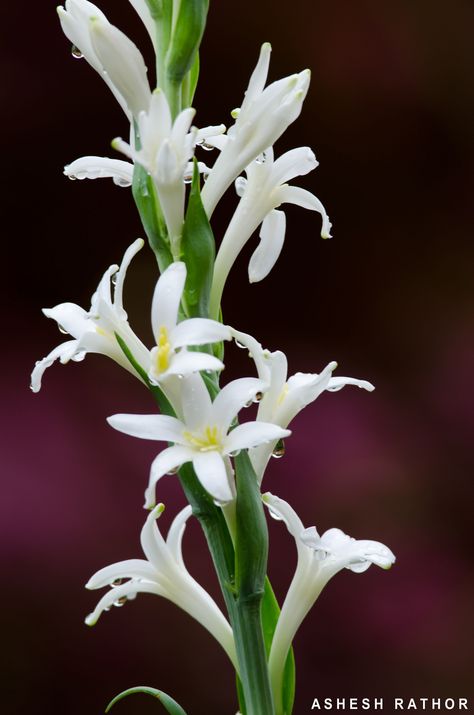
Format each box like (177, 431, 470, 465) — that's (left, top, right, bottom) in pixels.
(147, 261, 231, 386)
(210, 146, 331, 316)
(64, 156, 133, 186)
(57, 0, 151, 120)
(85, 503, 238, 670)
(231, 330, 374, 482)
(201, 43, 311, 217)
(113, 89, 198, 255)
(263, 493, 395, 714)
(107, 373, 290, 507)
(31, 239, 149, 392)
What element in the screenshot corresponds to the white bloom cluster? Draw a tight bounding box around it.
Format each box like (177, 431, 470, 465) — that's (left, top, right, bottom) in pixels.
(34, 3, 395, 709)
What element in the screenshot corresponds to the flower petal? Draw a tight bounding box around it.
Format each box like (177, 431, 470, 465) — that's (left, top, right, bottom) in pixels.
(248, 209, 286, 283)
(64, 156, 134, 186)
(171, 318, 231, 348)
(180, 373, 213, 431)
(107, 413, 186, 444)
(327, 376, 375, 392)
(151, 262, 186, 338)
(272, 146, 318, 186)
(212, 377, 268, 434)
(192, 451, 234, 504)
(165, 350, 225, 377)
(86, 558, 156, 589)
(145, 445, 195, 508)
(166, 505, 193, 567)
(43, 302, 89, 339)
(113, 238, 144, 313)
(85, 580, 164, 626)
(278, 185, 332, 238)
(225, 422, 290, 455)
(30, 340, 79, 392)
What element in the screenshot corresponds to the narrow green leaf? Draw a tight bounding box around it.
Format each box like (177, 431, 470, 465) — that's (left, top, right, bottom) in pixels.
(166, 0, 209, 85)
(182, 51, 200, 108)
(105, 686, 188, 715)
(234, 451, 268, 599)
(180, 159, 215, 318)
(261, 579, 295, 715)
(132, 162, 173, 272)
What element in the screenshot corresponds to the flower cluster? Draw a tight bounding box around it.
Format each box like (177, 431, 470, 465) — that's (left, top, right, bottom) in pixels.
(34, 3, 395, 714)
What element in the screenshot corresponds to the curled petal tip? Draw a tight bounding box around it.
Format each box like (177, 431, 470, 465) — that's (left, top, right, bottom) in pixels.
(84, 614, 96, 626)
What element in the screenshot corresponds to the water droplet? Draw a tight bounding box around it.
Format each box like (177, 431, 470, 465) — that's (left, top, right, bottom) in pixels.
(58, 324, 68, 335)
(235, 339, 247, 349)
(255, 151, 267, 165)
(253, 391, 263, 403)
(113, 596, 128, 607)
(113, 176, 131, 187)
(71, 45, 83, 59)
(67, 174, 77, 181)
(111, 273, 118, 286)
(72, 350, 86, 362)
(183, 174, 193, 184)
(104, 605, 111, 612)
(111, 578, 123, 588)
(200, 142, 215, 151)
(272, 439, 285, 459)
(203, 171, 210, 182)
(166, 467, 179, 475)
(244, 399, 253, 408)
(229, 449, 241, 458)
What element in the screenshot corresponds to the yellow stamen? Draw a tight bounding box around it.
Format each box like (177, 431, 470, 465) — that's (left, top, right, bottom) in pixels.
(156, 326, 171, 373)
(183, 425, 222, 452)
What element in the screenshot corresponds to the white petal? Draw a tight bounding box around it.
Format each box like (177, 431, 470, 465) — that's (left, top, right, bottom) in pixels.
(278, 185, 332, 238)
(166, 505, 193, 566)
(140, 504, 176, 571)
(229, 329, 272, 384)
(30, 340, 79, 392)
(241, 43, 271, 110)
(271, 146, 318, 186)
(326, 376, 375, 392)
(43, 302, 89, 339)
(248, 209, 286, 283)
(171, 318, 231, 348)
(85, 580, 164, 626)
(171, 107, 196, 150)
(64, 156, 133, 186)
(127, 0, 156, 47)
(151, 262, 186, 337)
(113, 239, 144, 312)
(262, 493, 311, 548)
(165, 351, 224, 377)
(86, 558, 156, 589)
(180, 373, 213, 431)
(225, 422, 290, 454)
(107, 413, 186, 443)
(89, 15, 150, 118)
(145, 445, 195, 508)
(212, 377, 267, 434)
(193, 451, 234, 504)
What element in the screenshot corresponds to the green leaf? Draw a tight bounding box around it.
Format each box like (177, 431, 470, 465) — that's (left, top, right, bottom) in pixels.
(132, 162, 173, 272)
(182, 51, 200, 108)
(105, 686, 188, 715)
(261, 578, 295, 715)
(166, 0, 209, 85)
(180, 159, 215, 318)
(234, 451, 268, 599)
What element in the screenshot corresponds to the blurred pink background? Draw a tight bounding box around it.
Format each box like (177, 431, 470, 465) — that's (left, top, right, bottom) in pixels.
(2, 1, 474, 713)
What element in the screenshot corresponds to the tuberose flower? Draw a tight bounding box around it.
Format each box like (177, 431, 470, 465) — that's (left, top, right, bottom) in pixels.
(86, 503, 238, 669)
(210, 146, 331, 316)
(107, 373, 290, 506)
(201, 43, 311, 217)
(231, 330, 374, 482)
(57, 0, 151, 120)
(31, 239, 149, 392)
(263, 493, 395, 714)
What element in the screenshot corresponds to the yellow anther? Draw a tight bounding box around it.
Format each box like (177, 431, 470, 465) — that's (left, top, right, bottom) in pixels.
(183, 425, 222, 451)
(156, 326, 171, 373)
(95, 325, 110, 339)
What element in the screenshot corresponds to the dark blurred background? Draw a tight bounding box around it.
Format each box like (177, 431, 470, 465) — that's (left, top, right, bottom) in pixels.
(2, 1, 474, 713)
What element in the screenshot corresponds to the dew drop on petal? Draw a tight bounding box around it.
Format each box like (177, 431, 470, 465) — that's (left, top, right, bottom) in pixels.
(253, 391, 263, 403)
(272, 439, 285, 459)
(167, 467, 179, 475)
(111, 579, 123, 588)
(113, 177, 132, 187)
(199, 141, 215, 152)
(58, 324, 68, 335)
(183, 174, 193, 184)
(67, 174, 77, 181)
(229, 449, 241, 458)
(71, 45, 83, 59)
(113, 597, 128, 607)
(235, 340, 247, 349)
(111, 273, 118, 286)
